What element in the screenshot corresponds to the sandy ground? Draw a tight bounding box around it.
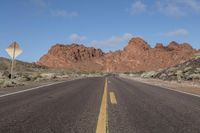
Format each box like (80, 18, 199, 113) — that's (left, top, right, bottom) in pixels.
(121, 75, 200, 96)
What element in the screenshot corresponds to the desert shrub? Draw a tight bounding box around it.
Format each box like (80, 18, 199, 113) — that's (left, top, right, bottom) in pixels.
(0, 79, 5, 85)
(188, 74, 200, 80)
(31, 73, 42, 81)
(124, 72, 130, 74)
(141, 71, 157, 78)
(18, 76, 31, 82)
(3, 80, 16, 88)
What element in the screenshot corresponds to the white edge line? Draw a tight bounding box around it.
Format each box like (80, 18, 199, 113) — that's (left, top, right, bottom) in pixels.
(160, 86, 200, 98)
(122, 77, 200, 98)
(0, 81, 67, 98)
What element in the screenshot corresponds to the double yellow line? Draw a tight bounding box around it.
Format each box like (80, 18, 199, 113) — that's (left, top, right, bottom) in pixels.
(96, 78, 109, 133)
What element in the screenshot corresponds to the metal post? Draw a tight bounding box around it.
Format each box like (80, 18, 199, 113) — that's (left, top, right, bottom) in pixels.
(10, 43, 16, 79)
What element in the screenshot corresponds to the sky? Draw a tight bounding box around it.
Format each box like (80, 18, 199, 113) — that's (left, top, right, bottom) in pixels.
(0, 0, 200, 62)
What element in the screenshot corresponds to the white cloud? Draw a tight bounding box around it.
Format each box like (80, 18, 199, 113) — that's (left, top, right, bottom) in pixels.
(90, 33, 133, 48)
(69, 34, 87, 42)
(31, 0, 47, 7)
(157, 0, 200, 17)
(29, 1, 79, 18)
(129, 1, 146, 15)
(128, 0, 200, 17)
(156, 1, 185, 17)
(179, 0, 200, 12)
(161, 29, 189, 37)
(51, 10, 79, 18)
(122, 33, 133, 41)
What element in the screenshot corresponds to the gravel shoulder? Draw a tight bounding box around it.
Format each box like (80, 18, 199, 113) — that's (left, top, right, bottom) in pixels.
(120, 75, 200, 96)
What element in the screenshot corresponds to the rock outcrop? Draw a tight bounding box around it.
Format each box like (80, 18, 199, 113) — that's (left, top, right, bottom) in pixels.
(37, 44, 104, 71)
(155, 43, 165, 49)
(124, 37, 150, 51)
(153, 58, 200, 81)
(37, 37, 198, 72)
(167, 41, 193, 51)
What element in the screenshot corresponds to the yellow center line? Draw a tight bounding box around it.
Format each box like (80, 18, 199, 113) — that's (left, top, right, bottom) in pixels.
(109, 92, 117, 105)
(96, 78, 109, 133)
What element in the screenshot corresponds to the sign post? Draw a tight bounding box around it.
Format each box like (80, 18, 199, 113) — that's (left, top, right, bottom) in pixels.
(5, 42, 23, 79)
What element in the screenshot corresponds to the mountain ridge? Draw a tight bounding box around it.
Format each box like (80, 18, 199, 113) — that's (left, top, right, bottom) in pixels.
(37, 37, 199, 72)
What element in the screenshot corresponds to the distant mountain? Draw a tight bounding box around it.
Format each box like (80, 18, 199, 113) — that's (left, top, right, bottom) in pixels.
(37, 38, 198, 72)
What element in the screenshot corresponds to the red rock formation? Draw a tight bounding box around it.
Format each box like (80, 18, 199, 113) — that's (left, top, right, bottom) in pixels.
(37, 44, 104, 70)
(37, 38, 198, 72)
(124, 37, 150, 51)
(167, 41, 193, 51)
(155, 43, 165, 49)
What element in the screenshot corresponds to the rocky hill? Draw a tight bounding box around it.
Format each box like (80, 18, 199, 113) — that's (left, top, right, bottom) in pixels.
(0, 57, 104, 88)
(0, 57, 46, 73)
(37, 38, 198, 72)
(154, 58, 200, 81)
(37, 44, 104, 71)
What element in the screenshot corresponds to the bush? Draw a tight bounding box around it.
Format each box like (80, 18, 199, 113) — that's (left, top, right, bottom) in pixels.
(141, 71, 157, 78)
(30, 73, 42, 81)
(18, 76, 31, 82)
(0, 79, 5, 85)
(124, 72, 130, 75)
(188, 74, 200, 80)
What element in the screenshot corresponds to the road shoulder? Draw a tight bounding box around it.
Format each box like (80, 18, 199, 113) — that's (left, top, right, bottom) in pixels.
(120, 75, 200, 96)
(0, 77, 85, 97)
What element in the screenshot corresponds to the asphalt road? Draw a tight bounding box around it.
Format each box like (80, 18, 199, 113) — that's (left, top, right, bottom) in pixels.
(0, 76, 200, 133)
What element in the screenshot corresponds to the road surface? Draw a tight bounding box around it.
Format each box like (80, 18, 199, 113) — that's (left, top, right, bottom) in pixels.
(0, 77, 200, 133)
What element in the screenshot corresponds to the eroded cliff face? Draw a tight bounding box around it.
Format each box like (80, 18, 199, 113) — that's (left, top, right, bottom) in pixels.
(37, 44, 104, 70)
(37, 37, 198, 72)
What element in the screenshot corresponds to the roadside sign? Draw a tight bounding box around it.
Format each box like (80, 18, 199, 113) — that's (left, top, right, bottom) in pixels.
(5, 42, 23, 79)
(6, 42, 23, 59)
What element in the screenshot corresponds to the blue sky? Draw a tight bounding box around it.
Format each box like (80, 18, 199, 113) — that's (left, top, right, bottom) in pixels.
(0, 0, 200, 62)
